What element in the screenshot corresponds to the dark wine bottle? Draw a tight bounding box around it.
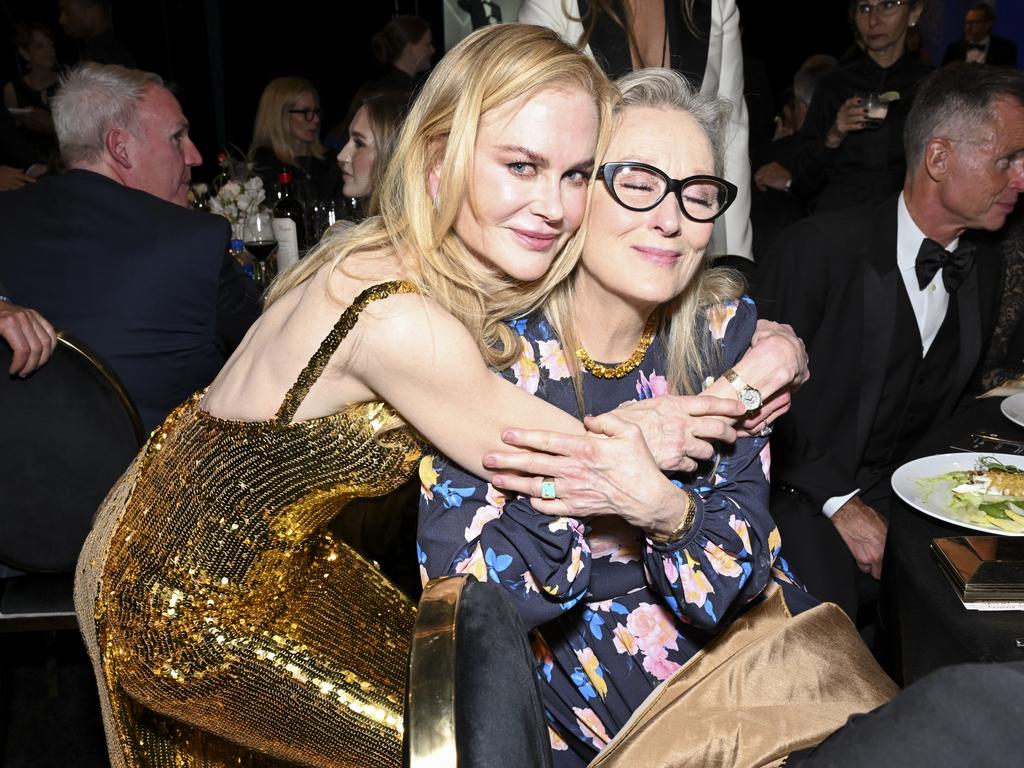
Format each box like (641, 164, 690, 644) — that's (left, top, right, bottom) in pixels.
(271, 171, 307, 268)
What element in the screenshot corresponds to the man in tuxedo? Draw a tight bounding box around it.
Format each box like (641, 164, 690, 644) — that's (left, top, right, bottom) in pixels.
(0, 63, 259, 432)
(754, 64, 1024, 619)
(942, 3, 1017, 69)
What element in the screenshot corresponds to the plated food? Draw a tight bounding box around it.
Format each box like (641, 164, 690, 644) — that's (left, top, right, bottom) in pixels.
(891, 453, 1024, 536)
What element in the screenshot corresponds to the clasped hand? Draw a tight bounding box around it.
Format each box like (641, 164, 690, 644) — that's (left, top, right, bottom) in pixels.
(485, 414, 689, 537)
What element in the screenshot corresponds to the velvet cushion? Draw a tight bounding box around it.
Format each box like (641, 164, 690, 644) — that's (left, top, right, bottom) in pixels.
(454, 578, 553, 768)
(0, 335, 142, 572)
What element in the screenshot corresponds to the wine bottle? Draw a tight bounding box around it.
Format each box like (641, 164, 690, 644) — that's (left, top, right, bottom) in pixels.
(271, 171, 307, 269)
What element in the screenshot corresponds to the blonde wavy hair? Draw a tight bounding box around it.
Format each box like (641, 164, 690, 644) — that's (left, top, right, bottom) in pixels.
(266, 23, 617, 370)
(543, 67, 743, 411)
(250, 76, 327, 166)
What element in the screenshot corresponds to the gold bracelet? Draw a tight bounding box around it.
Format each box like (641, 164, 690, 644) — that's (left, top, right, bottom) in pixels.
(648, 490, 697, 545)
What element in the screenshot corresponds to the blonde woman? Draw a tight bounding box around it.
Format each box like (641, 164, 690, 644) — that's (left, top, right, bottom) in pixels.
(250, 76, 334, 206)
(75, 24, 804, 767)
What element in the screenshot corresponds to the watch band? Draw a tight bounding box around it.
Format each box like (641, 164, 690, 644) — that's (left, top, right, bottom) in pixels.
(648, 490, 697, 545)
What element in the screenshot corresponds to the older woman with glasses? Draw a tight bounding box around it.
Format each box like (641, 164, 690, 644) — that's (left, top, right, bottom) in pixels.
(788, 0, 932, 213)
(418, 68, 894, 767)
(250, 76, 337, 209)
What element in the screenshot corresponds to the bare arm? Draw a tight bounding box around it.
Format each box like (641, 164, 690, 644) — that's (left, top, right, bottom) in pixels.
(350, 294, 587, 480)
(350, 297, 806, 478)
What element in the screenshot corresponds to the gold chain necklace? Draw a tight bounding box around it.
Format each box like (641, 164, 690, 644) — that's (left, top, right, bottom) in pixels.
(576, 316, 656, 379)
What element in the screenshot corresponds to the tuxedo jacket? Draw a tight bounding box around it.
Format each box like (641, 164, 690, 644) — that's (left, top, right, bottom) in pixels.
(752, 196, 1003, 510)
(0, 170, 260, 432)
(518, 0, 752, 260)
(942, 36, 1018, 68)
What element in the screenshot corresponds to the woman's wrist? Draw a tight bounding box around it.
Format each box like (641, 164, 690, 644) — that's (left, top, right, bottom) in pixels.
(647, 484, 697, 544)
(825, 123, 846, 148)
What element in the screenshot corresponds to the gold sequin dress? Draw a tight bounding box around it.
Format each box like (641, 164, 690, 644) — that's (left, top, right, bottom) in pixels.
(74, 282, 423, 768)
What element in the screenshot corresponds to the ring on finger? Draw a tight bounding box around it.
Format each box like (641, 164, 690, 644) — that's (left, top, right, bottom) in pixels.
(540, 477, 557, 500)
(756, 421, 773, 438)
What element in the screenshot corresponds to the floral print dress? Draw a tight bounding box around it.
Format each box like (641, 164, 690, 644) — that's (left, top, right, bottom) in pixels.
(417, 297, 816, 767)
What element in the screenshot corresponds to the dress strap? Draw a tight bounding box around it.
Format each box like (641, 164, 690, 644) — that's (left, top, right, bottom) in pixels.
(274, 280, 419, 424)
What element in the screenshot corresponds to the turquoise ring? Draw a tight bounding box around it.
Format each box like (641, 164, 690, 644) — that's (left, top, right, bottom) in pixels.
(540, 477, 557, 500)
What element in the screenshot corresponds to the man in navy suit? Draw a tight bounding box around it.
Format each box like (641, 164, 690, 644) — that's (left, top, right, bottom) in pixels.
(0, 63, 259, 432)
(942, 3, 1017, 69)
(754, 64, 1024, 618)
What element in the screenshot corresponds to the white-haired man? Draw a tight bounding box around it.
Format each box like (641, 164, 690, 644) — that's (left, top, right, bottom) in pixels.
(0, 63, 259, 431)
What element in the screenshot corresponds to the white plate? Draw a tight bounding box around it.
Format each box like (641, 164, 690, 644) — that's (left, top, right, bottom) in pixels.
(891, 452, 1024, 536)
(1001, 392, 1024, 428)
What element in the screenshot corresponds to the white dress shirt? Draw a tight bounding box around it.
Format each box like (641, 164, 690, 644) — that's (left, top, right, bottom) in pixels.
(823, 193, 958, 518)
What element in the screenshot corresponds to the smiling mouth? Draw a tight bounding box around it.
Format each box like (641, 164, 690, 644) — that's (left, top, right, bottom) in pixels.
(633, 245, 682, 266)
(512, 229, 559, 251)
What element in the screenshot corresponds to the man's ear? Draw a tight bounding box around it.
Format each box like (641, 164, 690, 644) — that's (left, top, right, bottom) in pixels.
(105, 127, 133, 169)
(923, 138, 953, 183)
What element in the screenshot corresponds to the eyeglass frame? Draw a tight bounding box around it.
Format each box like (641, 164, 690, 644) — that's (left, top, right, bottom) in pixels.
(597, 162, 738, 222)
(287, 107, 322, 122)
(852, 0, 910, 18)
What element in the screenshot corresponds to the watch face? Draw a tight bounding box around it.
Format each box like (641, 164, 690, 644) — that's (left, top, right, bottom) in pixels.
(740, 388, 762, 411)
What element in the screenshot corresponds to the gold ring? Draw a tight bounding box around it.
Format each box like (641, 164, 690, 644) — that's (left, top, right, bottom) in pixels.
(540, 477, 557, 500)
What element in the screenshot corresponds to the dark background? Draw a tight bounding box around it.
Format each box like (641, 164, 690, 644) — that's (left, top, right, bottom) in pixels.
(0, 1, 1019, 184)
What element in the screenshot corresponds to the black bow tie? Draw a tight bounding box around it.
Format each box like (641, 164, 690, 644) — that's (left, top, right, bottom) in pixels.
(966, 42, 986, 52)
(915, 238, 975, 292)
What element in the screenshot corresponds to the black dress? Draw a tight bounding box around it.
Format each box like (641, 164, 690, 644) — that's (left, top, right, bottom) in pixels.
(4, 77, 58, 164)
(792, 53, 932, 213)
(250, 145, 341, 213)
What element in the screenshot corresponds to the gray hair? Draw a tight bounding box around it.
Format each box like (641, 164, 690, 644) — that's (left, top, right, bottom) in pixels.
(904, 63, 1024, 172)
(51, 63, 163, 166)
(614, 68, 732, 177)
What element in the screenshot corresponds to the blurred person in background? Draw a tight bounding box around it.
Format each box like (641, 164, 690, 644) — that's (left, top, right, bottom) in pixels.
(790, 0, 932, 214)
(942, 3, 1017, 68)
(57, 0, 135, 67)
(335, 89, 409, 220)
(250, 76, 337, 211)
(3, 22, 61, 166)
(368, 15, 435, 95)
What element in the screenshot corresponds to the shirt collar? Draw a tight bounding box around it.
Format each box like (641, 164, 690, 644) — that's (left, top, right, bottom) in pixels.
(897, 192, 960, 276)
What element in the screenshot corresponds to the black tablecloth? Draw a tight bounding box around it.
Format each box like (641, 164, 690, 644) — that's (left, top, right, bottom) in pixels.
(881, 397, 1024, 684)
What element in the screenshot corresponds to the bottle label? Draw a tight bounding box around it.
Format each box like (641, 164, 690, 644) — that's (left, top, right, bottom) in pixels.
(272, 217, 299, 270)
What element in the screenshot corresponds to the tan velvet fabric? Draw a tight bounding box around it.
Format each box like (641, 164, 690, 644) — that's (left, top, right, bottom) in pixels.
(590, 589, 898, 768)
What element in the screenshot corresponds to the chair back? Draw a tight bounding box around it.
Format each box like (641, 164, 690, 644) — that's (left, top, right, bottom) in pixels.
(405, 575, 554, 768)
(0, 332, 144, 573)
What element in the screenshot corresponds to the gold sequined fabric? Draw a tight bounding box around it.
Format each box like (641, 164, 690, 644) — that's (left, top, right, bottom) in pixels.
(75, 281, 423, 768)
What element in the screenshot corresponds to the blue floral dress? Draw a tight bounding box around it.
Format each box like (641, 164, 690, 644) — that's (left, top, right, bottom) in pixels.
(417, 297, 816, 766)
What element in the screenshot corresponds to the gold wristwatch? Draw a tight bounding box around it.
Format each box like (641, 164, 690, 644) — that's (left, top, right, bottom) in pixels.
(723, 368, 762, 414)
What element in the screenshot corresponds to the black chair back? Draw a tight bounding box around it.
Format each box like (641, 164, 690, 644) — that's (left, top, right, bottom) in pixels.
(0, 333, 144, 573)
(405, 575, 554, 768)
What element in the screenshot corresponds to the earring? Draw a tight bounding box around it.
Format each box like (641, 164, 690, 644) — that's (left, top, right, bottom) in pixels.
(432, 190, 441, 209)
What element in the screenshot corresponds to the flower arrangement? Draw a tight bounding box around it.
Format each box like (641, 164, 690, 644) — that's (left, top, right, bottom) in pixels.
(191, 147, 265, 237)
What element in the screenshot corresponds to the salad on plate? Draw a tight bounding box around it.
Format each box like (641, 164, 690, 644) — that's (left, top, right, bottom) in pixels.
(917, 456, 1024, 533)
